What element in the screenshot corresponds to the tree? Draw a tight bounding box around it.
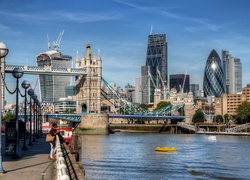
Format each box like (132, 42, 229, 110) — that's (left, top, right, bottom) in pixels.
(2, 113, 16, 124)
(192, 109, 205, 123)
(154, 101, 171, 111)
(224, 113, 229, 123)
(213, 115, 223, 123)
(236, 101, 250, 124)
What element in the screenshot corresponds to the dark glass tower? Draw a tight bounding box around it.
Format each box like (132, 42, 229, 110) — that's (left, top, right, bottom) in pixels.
(203, 49, 225, 97)
(141, 34, 168, 104)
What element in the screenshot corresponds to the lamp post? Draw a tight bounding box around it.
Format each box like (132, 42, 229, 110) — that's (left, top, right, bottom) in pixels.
(31, 94, 37, 142)
(12, 68, 23, 158)
(0, 42, 9, 173)
(21, 80, 30, 150)
(34, 99, 40, 139)
(36, 102, 41, 138)
(27, 89, 34, 145)
(12, 67, 23, 158)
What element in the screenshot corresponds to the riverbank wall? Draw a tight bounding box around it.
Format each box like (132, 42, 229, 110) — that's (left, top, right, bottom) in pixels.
(110, 123, 250, 134)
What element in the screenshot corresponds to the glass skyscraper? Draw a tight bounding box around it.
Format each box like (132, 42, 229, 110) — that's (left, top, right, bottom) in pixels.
(222, 50, 242, 94)
(141, 34, 168, 104)
(36, 50, 72, 102)
(203, 49, 225, 97)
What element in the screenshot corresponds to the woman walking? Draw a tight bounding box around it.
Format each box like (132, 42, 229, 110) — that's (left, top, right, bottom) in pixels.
(49, 123, 59, 160)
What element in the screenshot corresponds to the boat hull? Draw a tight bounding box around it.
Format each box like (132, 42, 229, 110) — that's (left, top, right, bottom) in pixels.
(155, 147, 177, 152)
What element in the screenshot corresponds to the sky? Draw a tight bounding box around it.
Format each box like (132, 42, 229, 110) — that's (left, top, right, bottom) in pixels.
(1, 0, 250, 104)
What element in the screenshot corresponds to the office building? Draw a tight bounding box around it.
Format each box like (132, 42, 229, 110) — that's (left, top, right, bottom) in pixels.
(203, 49, 225, 97)
(170, 74, 190, 93)
(36, 31, 72, 102)
(222, 50, 242, 94)
(65, 85, 76, 97)
(190, 84, 199, 98)
(141, 34, 168, 104)
(215, 84, 250, 118)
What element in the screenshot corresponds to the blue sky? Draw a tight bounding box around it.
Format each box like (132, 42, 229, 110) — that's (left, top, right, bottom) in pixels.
(1, 0, 250, 103)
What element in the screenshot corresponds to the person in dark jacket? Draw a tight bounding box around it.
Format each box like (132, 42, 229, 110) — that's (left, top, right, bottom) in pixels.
(49, 123, 59, 160)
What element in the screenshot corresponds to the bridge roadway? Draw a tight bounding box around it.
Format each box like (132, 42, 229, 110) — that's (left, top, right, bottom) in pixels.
(4, 65, 86, 76)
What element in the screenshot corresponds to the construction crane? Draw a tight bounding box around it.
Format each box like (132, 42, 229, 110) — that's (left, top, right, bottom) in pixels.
(30, 75, 39, 92)
(180, 70, 187, 93)
(47, 34, 51, 50)
(148, 69, 161, 96)
(53, 30, 64, 51)
(157, 67, 168, 100)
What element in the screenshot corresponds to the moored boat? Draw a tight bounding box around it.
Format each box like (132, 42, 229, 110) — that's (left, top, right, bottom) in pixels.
(155, 146, 177, 152)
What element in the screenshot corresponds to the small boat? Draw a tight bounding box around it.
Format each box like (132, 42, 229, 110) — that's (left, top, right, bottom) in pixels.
(155, 147, 177, 152)
(59, 128, 74, 147)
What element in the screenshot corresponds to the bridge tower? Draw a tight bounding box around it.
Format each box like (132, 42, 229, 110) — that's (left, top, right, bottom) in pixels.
(75, 42, 109, 134)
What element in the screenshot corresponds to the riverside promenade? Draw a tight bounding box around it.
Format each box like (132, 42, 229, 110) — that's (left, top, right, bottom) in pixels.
(0, 134, 56, 180)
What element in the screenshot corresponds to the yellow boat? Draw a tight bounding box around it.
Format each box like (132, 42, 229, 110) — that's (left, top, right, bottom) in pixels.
(155, 147, 177, 152)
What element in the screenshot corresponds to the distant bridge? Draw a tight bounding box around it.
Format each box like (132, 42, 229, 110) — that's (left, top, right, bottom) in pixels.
(5, 65, 86, 76)
(108, 114, 185, 120)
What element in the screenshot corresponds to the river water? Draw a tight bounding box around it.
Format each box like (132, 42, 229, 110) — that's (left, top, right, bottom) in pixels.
(80, 133, 250, 180)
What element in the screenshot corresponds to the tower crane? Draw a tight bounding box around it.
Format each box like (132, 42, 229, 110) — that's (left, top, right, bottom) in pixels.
(148, 69, 161, 96)
(180, 70, 187, 93)
(53, 30, 64, 51)
(157, 67, 168, 100)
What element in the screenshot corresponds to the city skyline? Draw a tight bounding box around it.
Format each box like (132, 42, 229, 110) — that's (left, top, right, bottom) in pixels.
(1, 0, 250, 103)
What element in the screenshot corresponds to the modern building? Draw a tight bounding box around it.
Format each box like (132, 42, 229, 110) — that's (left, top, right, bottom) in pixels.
(222, 50, 242, 94)
(54, 100, 76, 114)
(36, 31, 72, 102)
(65, 85, 76, 97)
(215, 84, 250, 118)
(170, 74, 190, 93)
(124, 83, 135, 103)
(141, 34, 168, 104)
(190, 84, 199, 98)
(203, 49, 225, 97)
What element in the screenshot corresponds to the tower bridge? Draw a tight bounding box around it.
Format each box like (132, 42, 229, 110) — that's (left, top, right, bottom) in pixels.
(2, 42, 190, 134)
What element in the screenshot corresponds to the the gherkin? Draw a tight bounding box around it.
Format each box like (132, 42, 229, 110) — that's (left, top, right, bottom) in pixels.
(203, 49, 225, 97)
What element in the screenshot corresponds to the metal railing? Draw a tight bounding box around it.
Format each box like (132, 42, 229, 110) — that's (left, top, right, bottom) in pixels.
(228, 122, 250, 132)
(177, 122, 205, 132)
(55, 135, 70, 180)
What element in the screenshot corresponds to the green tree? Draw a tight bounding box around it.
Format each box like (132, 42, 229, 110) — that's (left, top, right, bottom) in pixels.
(213, 115, 223, 123)
(2, 113, 16, 124)
(192, 109, 205, 123)
(154, 101, 171, 111)
(139, 104, 149, 110)
(236, 101, 250, 124)
(224, 113, 229, 123)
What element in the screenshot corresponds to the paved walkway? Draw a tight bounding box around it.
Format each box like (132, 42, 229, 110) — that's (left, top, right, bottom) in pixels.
(1, 134, 56, 180)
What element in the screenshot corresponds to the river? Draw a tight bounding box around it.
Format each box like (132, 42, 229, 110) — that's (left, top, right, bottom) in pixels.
(80, 133, 250, 180)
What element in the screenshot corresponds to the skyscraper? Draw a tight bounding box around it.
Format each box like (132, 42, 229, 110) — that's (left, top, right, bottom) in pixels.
(203, 49, 225, 97)
(36, 50, 72, 102)
(36, 31, 72, 102)
(222, 50, 242, 94)
(170, 74, 190, 93)
(141, 34, 168, 104)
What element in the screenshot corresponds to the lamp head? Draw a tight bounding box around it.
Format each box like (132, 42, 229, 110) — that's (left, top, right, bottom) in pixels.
(28, 89, 34, 96)
(31, 94, 37, 100)
(22, 80, 30, 89)
(12, 67, 23, 79)
(0, 42, 9, 58)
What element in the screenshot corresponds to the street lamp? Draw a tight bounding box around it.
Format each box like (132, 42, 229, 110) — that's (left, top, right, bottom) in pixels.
(12, 67, 23, 159)
(36, 101, 41, 138)
(31, 94, 37, 142)
(0, 42, 9, 173)
(34, 99, 40, 139)
(21, 80, 30, 150)
(27, 89, 34, 145)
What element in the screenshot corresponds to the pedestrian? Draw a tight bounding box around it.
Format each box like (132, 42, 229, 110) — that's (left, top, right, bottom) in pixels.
(48, 123, 59, 160)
